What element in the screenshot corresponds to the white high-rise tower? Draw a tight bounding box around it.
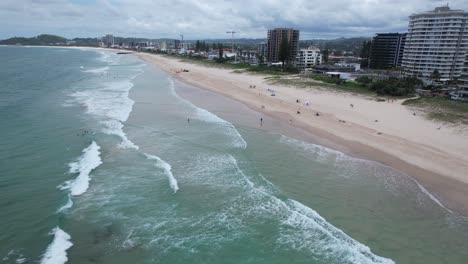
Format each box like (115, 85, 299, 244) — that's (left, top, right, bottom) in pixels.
(402, 6, 468, 81)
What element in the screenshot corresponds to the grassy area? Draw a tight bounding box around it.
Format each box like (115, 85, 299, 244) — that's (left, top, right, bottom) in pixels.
(403, 97, 468, 125)
(266, 75, 374, 95)
(313, 76, 373, 94)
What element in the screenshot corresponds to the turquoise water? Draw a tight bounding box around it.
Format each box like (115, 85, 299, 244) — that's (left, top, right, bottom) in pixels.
(1, 46, 467, 264)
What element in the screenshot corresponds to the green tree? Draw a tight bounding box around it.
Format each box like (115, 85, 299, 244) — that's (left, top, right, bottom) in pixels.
(217, 43, 224, 62)
(322, 48, 329, 63)
(430, 69, 441, 84)
(360, 40, 371, 68)
(258, 54, 265, 65)
(355, 76, 372, 86)
(370, 77, 422, 96)
(195, 40, 200, 52)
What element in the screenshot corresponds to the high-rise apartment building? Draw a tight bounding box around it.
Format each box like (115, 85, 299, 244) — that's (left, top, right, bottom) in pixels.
(461, 56, 468, 89)
(266, 28, 300, 64)
(402, 6, 468, 80)
(105, 34, 114, 47)
(369, 33, 406, 69)
(258, 42, 267, 58)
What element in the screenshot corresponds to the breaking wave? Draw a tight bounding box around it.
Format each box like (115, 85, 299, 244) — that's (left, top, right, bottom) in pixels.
(40, 227, 73, 264)
(145, 153, 179, 193)
(59, 141, 102, 196)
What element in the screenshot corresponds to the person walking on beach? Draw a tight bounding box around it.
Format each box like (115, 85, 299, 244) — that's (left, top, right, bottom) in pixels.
(260, 117, 263, 126)
(187, 118, 190, 123)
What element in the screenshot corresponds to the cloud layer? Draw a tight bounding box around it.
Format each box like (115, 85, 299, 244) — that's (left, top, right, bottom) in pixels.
(1, 0, 467, 39)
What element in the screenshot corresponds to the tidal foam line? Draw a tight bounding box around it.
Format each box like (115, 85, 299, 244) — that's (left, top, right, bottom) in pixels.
(40, 227, 73, 264)
(145, 153, 179, 193)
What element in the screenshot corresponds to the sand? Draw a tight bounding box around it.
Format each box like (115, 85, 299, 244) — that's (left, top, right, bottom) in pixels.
(135, 52, 468, 215)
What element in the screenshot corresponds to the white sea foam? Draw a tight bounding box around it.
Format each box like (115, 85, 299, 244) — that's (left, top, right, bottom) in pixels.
(2, 249, 26, 264)
(167, 78, 247, 149)
(101, 120, 139, 149)
(83, 66, 109, 74)
(62, 141, 102, 196)
(221, 154, 394, 263)
(71, 80, 135, 122)
(145, 154, 179, 193)
(40, 227, 73, 264)
(280, 199, 394, 264)
(56, 195, 74, 213)
(280, 135, 454, 214)
(96, 51, 116, 64)
(70, 79, 140, 149)
(413, 179, 453, 214)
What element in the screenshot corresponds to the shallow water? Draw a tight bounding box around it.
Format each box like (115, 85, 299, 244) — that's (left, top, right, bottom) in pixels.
(0, 46, 467, 264)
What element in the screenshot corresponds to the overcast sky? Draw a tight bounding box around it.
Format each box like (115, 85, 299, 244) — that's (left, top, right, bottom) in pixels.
(1, 0, 467, 40)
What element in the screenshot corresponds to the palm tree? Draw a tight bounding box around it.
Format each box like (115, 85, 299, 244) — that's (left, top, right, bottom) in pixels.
(430, 69, 441, 84)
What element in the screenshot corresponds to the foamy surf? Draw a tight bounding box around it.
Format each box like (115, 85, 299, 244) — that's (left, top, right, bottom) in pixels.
(69, 76, 140, 150)
(167, 78, 247, 149)
(63, 141, 102, 196)
(281, 199, 394, 264)
(280, 135, 454, 214)
(413, 179, 453, 214)
(70, 80, 135, 122)
(145, 153, 179, 193)
(83, 66, 109, 74)
(56, 195, 73, 213)
(221, 153, 394, 263)
(40, 227, 73, 264)
(102, 120, 139, 150)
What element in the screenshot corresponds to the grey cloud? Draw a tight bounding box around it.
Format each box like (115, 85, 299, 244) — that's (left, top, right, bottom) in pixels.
(1, 0, 468, 39)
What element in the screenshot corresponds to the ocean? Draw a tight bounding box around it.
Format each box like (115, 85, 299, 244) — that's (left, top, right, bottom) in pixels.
(0, 46, 467, 264)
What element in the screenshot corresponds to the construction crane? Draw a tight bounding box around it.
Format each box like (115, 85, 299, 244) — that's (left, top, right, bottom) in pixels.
(180, 34, 184, 50)
(226, 31, 237, 53)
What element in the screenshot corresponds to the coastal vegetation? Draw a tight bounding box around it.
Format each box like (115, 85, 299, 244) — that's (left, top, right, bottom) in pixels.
(403, 97, 468, 125)
(0, 34, 67, 45)
(367, 77, 422, 96)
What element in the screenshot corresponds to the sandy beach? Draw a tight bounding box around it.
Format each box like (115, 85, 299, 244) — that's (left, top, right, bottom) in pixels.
(136, 52, 468, 215)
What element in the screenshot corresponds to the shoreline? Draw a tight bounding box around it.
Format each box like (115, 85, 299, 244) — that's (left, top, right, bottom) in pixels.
(136, 52, 468, 215)
(5, 45, 465, 215)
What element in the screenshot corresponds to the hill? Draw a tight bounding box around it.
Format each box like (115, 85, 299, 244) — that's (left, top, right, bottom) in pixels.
(0, 34, 67, 45)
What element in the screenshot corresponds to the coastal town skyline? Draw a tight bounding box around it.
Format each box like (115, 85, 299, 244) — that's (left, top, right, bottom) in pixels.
(2, 0, 468, 40)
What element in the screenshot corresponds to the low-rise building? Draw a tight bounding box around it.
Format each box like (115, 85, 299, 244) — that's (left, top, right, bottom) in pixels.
(238, 50, 258, 64)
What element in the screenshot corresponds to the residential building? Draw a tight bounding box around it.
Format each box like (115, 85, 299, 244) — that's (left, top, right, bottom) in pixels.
(370, 33, 406, 69)
(160, 42, 167, 51)
(258, 42, 267, 58)
(238, 50, 258, 65)
(104, 34, 114, 47)
(402, 6, 468, 81)
(296, 47, 322, 70)
(266, 28, 300, 65)
(461, 58, 468, 90)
